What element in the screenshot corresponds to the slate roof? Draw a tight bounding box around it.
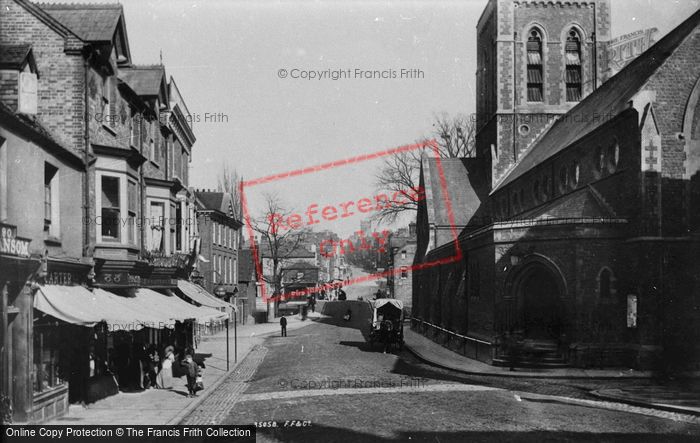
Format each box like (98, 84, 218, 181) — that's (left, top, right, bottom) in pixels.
(423, 157, 485, 227)
(495, 8, 700, 191)
(259, 242, 316, 259)
(513, 186, 617, 221)
(38, 3, 123, 42)
(0, 44, 34, 71)
(118, 66, 166, 97)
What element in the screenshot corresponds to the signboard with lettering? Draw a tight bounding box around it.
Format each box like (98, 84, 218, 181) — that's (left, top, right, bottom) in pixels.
(141, 277, 178, 288)
(605, 28, 658, 76)
(95, 272, 141, 287)
(0, 223, 31, 258)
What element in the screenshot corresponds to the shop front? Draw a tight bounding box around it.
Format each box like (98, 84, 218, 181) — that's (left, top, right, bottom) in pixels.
(0, 223, 39, 423)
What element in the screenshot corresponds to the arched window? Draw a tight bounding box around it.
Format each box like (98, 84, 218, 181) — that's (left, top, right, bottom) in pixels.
(565, 29, 582, 101)
(527, 29, 544, 102)
(599, 268, 613, 298)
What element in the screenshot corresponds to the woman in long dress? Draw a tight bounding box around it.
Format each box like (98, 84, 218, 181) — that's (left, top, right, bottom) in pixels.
(157, 346, 175, 389)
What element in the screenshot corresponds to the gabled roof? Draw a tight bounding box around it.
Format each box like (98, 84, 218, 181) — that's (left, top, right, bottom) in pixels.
(195, 191, 233, 214)
(0, 44, 38, 74)
(495, 8, 700, 191)
(13, 1, 80, 41)
(513, 186, 617, 221)
(37, 2, 123, 42)
(422, 157, 485, 227)
(118, 65, 167, 98)
(259, 242, 315, 259)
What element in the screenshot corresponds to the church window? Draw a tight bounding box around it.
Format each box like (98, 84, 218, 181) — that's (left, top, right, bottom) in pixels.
(527, 29, 544, 102)
(565, 29, 582, 101)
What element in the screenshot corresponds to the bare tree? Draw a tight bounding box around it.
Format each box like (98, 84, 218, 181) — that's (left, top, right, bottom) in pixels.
(247, 193, 308, 320)
(373, 112, 476, 223)
(217, 163, 243, 220)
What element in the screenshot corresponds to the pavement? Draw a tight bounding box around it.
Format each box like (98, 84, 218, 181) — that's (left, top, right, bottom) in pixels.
(43, 304, 700, 425)
(403, 326, 700, 416)
(45, 313, 317, 425)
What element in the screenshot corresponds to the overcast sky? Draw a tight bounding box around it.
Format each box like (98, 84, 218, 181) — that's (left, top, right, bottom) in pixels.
(44, 0, 700, 237)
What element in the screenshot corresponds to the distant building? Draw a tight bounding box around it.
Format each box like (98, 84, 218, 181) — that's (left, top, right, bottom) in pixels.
(387, 223, 417, 309)
(192, 190, 242, 301)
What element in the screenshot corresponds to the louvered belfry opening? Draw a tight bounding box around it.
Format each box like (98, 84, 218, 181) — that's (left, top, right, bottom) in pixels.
(527, 29, 544, 102)
(565, 29, 582, 101)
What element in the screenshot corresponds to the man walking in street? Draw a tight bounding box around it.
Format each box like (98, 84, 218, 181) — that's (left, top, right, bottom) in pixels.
(280, 315, 287, 337)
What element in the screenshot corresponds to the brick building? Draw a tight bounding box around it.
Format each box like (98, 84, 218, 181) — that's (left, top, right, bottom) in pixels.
(192, 191, 242, 302)
(413, 3, 700, 370)
(0, 0, 225, 422)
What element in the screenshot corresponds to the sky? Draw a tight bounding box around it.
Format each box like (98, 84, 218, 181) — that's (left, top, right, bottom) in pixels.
(43, 0, 700, 237)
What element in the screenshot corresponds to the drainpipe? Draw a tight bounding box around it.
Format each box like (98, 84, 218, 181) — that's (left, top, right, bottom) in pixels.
(512, 31, 518, 164)
(140, 115, 146, 256)
(82, 49, 93, 257)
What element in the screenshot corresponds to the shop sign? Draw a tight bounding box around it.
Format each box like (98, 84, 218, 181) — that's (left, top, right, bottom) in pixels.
(0, 223, 31, 258)
(141, 277, 178, 288)
(96, 271, 140, 287)
(605, 28, 657, 75)
(45, 272, 80, 286)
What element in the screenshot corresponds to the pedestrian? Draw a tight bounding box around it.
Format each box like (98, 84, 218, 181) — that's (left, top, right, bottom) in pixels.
(280, 315, 288, 337)
(181, 353, 198, 398)
(337, 284, 347, 301)
(308, 293, 316, 313)
(157, 345, 175, 389)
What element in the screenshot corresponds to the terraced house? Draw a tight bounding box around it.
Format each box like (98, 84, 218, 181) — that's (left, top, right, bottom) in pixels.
(0, 0, 229, 423)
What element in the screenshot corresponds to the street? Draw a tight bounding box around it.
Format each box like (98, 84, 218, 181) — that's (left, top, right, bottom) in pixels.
(181, 318, 700, 442)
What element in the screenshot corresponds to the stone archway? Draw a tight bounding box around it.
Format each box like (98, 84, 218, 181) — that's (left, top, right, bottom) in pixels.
(506, 258, 566, 342)
(519, 265, 562, 340)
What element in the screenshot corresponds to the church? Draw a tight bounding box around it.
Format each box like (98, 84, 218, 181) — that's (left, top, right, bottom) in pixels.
(412, 0, 700, 370)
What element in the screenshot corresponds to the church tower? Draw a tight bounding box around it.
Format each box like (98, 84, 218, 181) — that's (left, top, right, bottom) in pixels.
(475, 0, 611, 189)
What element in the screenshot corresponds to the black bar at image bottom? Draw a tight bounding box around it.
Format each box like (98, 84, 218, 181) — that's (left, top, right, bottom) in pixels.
(1, 425, 256, 442)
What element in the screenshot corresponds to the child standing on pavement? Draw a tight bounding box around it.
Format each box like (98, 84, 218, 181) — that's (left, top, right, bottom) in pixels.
(182, 353, 198, 397)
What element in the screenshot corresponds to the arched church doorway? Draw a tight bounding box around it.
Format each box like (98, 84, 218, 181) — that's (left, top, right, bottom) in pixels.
(518, 264, 563, 341)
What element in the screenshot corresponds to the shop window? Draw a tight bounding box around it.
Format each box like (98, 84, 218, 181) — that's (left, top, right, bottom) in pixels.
(33, 325, 65, 393)
(527, 29, 544, 102)
(127, 180, 137, 245)
(101, 176, 121, 241)
(44, 163, 59, 235)
(565, 29, 582, 101)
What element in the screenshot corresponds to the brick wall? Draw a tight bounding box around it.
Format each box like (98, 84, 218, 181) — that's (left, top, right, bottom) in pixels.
(0, 0, 85, 159)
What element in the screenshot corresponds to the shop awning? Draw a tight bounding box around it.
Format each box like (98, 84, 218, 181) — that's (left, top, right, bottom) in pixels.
(176, 280, 235, 312)
(35, 285, 148, 331)
(134, 288, 228, 325)
(95, 288, 177, 330)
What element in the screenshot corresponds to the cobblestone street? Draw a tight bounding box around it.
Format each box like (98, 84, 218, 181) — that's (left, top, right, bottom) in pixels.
(182, 319, 700, 442)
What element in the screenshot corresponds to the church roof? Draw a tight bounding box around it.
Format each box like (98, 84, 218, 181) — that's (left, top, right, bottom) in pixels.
(422, 157, 485, 227)
(495, 8, 700, 191)
(513, 186, 618, 221)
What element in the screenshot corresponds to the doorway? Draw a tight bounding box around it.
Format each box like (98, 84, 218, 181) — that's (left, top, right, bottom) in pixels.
(519, 265, 562, 340)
